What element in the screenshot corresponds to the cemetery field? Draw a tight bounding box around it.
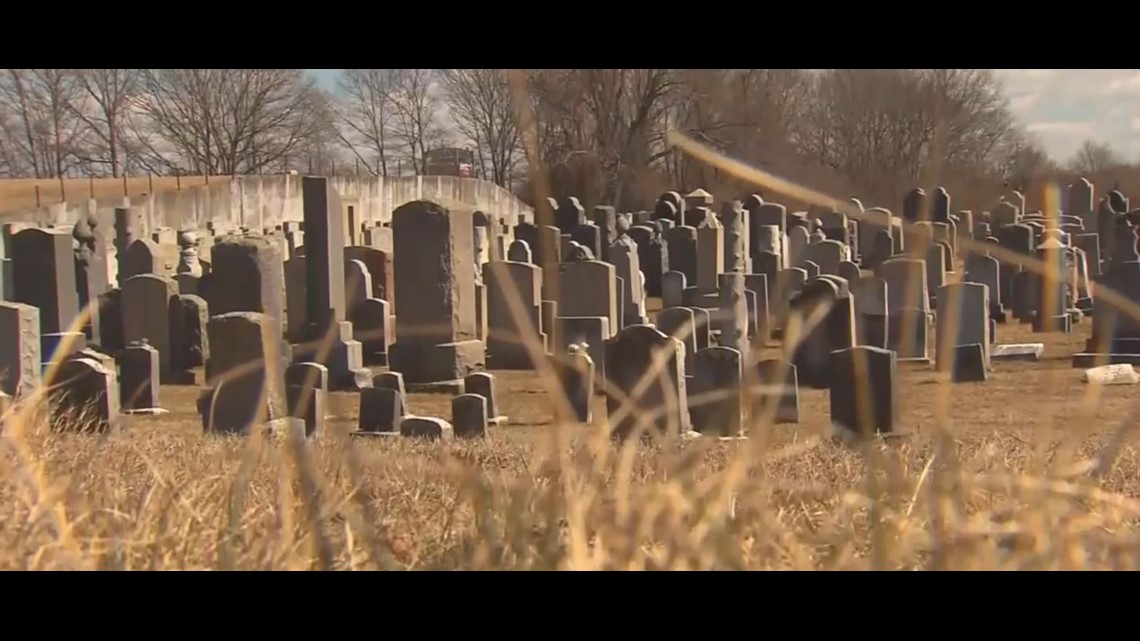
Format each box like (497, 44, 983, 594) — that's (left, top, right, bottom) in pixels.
(3, 311, 1137, 571)
(0, 176, 214, 215)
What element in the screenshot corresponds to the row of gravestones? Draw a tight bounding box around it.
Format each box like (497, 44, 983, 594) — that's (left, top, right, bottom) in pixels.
(0, 172, 1130, 433)
(0, 176, 447, 433)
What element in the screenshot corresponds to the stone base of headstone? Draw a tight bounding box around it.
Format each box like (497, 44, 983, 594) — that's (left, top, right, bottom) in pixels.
(264, 417, 307, 439)
(351, 430, 402, 439)
(993, 343, 1045, 362)
(400, 416, 454, 440)
(831, 428, 911, 447)
(1032, 314, 1072, 334)
(1071, 352, 1140, 368)
(390, 339, 485, 392)
(123, 407, 170, 416)
(950, 344, 988, 383)
(293, 322, 370, 391)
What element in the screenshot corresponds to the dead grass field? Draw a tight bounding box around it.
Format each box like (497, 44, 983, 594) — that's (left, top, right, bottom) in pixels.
(0, 176, 217, 215)
(3, 314, 1138, 571)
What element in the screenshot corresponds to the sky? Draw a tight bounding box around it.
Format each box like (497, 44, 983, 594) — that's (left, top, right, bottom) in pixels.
(306, 69, 1139, 163)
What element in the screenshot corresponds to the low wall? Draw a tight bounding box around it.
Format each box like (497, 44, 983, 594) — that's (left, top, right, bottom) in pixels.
(7, 174, 533, 234)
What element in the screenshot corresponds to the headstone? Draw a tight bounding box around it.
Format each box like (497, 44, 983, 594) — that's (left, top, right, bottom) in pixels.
(688, 346, 743, 436)
(751, 359, 799, 424)
(787, 278, 855, 388)
(560, 260, 618, 337)
(452, 394, 490, 438)
(463, 372, 506, 424)
(696, 217, 724, 295)
(557, 348, 594, 423)
(0, 302, 41, 399)
(829, 346, 899, 436)
(12, 228, 84, 362)
(556, 316, 609, 388)
(662, 271, 687, 309)
(717, 273, 748, 354)
(198, 312, 286, 434)
(355, 387, 405, 436)
(297, 177, 368, 389)
(285, 362, 327, 437)
(121, 274, 185, 383)
(935, 282, 991, 372)
(390, 201, 485, 386)
(608, 235, 647, 326)
(604, 325, 690, 440)
(119, 340, 166, 414)
(399, 416, 454, 440)
(485, 261, 544, 369)
(508, 239, 532, 263)
(665, 226, 698, 287)
(49, 357, 119, 433)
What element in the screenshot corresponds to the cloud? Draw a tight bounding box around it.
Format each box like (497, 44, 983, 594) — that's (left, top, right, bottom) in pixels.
(995, 69, 1140, 161)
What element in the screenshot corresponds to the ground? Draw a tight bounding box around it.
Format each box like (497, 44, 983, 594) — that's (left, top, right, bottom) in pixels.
(3, 304, 1138, 571)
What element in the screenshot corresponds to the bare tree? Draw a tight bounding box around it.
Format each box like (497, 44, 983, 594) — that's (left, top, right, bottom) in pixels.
(1068, 139, 1123, 175)
(0, 69, 87, 178)
(334, 69, 398, 176)
(389, 69, 445, 175)
(131, 68, 325, 175)
(995, 127, 1053, 190)
(68, 69, 143, 177)
(438, 69, 520, 187)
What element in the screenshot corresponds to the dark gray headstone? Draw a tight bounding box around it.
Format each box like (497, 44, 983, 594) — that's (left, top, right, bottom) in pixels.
(829, 346, 899, 436)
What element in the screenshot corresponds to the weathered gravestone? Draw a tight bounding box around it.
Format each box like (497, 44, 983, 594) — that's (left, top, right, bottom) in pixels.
(787, 278, 855, 388)
(198, 312, 287, 434)
(399, 416, 454, 440)
(935, 283, 991, 374)
(462, 372, 506, 424)
(354, 387, 404, 437)
(484, 261, 544, 369)
(12, 228, 84, 364)
(688, 346, 743, 436)
(119, 340, 166, 414)
(49, 356, 120, 433)
(293, 177, 368, 390)
(121, 274, 188, 384)
(0, 302, 41, 400)
(285, 362, 327, 438)
(559, 261, 618, 338)
(390, 200, 485, 388)
(829, 346, 899, 436)
(452, 394, 489, 439)
(604, 325, 690, 441)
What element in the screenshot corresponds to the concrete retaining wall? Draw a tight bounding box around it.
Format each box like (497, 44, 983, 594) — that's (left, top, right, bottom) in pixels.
(11, 174, 533, 234)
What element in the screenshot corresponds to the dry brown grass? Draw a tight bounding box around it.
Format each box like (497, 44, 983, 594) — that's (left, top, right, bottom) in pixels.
(2, 319, 1139, 571)
(0, 176, 218, 215)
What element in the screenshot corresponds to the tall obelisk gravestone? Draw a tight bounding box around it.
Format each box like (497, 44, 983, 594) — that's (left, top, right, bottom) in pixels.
(295, 176, 369, 390)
